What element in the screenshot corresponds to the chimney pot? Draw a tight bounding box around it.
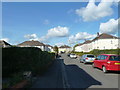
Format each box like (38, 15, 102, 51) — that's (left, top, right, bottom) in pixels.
(97, 32, 99, 37)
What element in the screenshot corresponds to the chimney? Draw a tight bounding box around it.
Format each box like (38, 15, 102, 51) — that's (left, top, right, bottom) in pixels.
(97, 32, 99, 37)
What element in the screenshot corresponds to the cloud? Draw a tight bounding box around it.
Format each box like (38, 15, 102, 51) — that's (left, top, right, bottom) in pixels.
(39, 36, 50, 43)
(55, 42, 65, 47)
(68, 35, 78, 44)
(24, 34, 37, 39)
(75, 0, 115, 22)
(24, 34, 40, 41)
(100, 18, 120, 34)
(24, 26, 69, 43)
(68, 32, 96, 44)
(39, 26, 69, 42)
(43, 19, 50, 25)
(0, 38, 9, 42)
(47, 26, 69, 37)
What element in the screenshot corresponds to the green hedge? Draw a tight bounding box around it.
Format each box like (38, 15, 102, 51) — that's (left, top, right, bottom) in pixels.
(73, 49, 120, 56)
(90, 49, 120, 56)
(2, 47, 55, 77)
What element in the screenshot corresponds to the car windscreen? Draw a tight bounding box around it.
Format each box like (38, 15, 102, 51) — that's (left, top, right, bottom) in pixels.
(109, 56, 120, 61)
(71, 54, 75, 55)
(87, 55, 95, 58)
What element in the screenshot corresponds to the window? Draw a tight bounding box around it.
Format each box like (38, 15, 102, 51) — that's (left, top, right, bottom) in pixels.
(100, 55, 108, 60)
(97, 55, 108, 60)
(111, 40, 113, 44)
(97, 55, 101, 60)
(87, 55, 95, 58)
(109, 56, 120, 61)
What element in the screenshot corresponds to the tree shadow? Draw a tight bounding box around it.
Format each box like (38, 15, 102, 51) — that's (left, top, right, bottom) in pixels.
(64, 63, 102, 89)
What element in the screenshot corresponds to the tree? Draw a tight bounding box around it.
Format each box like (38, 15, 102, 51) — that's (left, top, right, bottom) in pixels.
(53, 45, 59, 54)
(72, 44, 79, 52)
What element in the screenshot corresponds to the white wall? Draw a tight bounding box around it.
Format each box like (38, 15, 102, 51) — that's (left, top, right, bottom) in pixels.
(75, 46, 83, 52)
(35, 46, 45, 51)
(92, 39, 119, 50)
(19, 45, 45, 51)
(59, 48, 71, 53)
(75, 38, 119, 52)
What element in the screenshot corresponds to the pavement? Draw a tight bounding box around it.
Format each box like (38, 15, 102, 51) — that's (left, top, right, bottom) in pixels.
(31, 58, 65, 88)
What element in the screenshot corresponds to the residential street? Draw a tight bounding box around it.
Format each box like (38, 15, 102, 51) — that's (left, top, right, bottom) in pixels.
(61, 53, 120, 89)
(31, 53, 119, 89)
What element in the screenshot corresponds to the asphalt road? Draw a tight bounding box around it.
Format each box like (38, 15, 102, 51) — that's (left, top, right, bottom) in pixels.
(60, 53, 120, 89)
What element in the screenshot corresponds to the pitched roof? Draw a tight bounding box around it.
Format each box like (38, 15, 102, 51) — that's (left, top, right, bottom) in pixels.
(76, 43, 83, 47)
(18, 40, 45, 46)
(45, 44, 53, 48)
(92, 33, 118, 41)
(59, 45, 71, 48)
(83, 40, 92, 44)
(0, 40, 11, 47)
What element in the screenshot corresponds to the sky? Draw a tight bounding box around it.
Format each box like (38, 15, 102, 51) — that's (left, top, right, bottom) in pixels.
(1, 0, 119, 46)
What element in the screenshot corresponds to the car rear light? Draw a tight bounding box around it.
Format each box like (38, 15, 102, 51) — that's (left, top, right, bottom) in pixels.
(86, 58, 88, 60)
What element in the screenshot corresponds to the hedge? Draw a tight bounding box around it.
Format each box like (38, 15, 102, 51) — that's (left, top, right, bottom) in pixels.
(72, 49, 120, 56)
(2, 47, 55, 77)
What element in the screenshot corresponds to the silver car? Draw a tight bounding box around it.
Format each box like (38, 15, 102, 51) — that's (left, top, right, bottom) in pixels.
(80, 54, 96, 64)
(70, 53, 77, 59)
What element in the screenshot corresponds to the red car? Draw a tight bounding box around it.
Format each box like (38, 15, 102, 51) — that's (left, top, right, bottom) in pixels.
(92, 54, 120, 73)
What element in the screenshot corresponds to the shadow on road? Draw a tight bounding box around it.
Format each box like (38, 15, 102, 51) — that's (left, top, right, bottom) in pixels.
(64, 63, 102, 89)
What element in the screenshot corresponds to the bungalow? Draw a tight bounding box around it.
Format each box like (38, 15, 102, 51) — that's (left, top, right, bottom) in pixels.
(58, 45, 71, 53)
(17, 40, 45, 51)
(74, 33, 119, 52)
(0, 40, 11, 48)
(45, 44, 54, 52)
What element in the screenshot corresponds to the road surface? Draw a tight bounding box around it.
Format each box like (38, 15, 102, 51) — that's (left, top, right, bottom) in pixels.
(61, 53, 119, 89)
(31, 53, 119, 89)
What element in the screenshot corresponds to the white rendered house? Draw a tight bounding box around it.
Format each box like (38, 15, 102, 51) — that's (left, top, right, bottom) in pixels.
(74, 33, 119, 52)
(58, 45, 71, 53)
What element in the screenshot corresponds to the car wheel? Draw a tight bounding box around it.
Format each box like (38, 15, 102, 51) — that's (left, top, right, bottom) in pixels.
(92, 63, 95, 68)
(102, 66, 108, 73)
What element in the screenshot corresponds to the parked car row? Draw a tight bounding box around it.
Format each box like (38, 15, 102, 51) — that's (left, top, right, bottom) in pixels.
(80, 54, 120, 73)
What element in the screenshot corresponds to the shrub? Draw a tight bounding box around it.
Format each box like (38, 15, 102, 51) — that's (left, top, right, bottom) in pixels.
(73, 49, 120, 56)
(2, 47, 55, 77)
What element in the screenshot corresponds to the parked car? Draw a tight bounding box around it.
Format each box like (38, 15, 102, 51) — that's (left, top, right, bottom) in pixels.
(70, 53, 77, 59)
(67, 53, 71, 57)
(80, 54, 96, 64)
(92, 54, 120, 73)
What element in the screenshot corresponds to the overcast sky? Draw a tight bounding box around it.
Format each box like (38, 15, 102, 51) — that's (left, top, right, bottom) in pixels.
(1, 0, 119, 46)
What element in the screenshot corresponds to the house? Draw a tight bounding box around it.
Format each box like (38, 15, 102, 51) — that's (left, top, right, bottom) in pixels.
(58, 45, 71, 53)
(0, 40, 11, 48)
(17, 40, 45, 51)
(45, 44, 54, 52)
(74, 43, 83, 52)
(74, 33, 120, 52)
(74, 40, 92, 52)
(91, 33, 119, 50)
